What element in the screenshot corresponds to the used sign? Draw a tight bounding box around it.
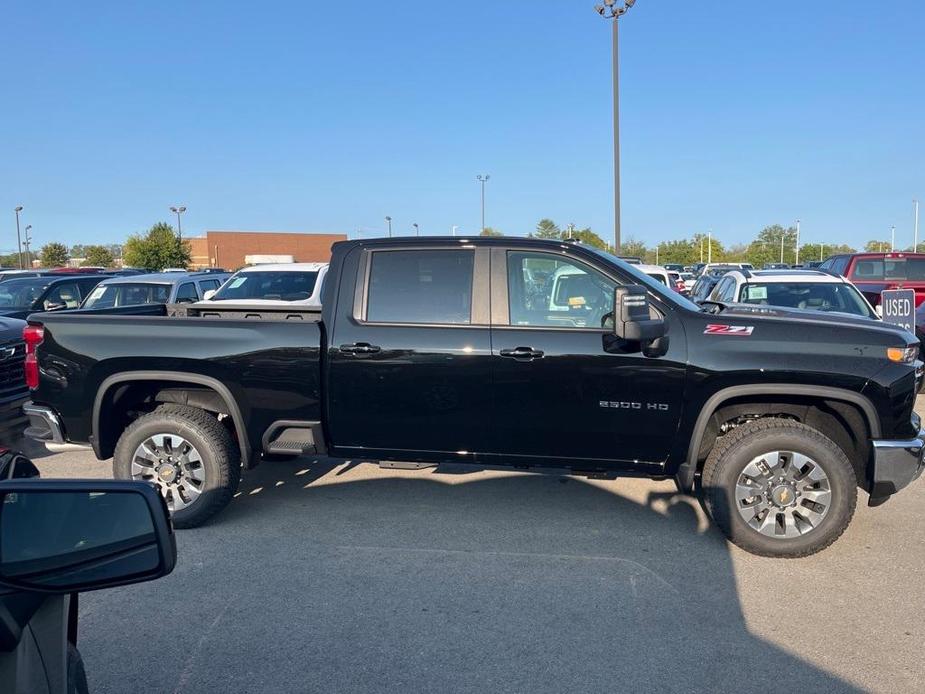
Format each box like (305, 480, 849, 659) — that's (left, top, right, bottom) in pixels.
(881, 288, 916, 332)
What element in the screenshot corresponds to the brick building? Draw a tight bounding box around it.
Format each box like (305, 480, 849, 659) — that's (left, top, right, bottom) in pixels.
(188, 231, 348, 270)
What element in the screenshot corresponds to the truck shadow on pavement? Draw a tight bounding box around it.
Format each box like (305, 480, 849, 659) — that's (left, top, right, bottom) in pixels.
(83, 458, 861, 694)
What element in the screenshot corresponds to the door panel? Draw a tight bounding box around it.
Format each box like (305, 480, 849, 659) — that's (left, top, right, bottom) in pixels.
(327, 247, 492, 457)
(489, 249, 686, 468)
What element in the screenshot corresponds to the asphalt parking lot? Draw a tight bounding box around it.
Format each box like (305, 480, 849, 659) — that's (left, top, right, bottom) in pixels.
(27, 400, 925, 694)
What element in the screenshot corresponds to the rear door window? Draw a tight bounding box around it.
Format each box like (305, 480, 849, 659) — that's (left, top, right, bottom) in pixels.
(175, 282, 199, 303)
(366, 250, 474, 324)
(43, 282, 81, 309)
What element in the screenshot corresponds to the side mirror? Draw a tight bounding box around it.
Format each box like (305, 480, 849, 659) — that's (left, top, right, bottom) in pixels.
(0, 480, 176, 593)
(0, 451, 39, 480)
(613, 285, 666, 342)
(202, 289, 216, 301)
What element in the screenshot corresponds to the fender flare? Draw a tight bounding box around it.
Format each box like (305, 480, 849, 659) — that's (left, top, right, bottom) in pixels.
(675, 384, 880, 491)
(93, 371, 251, 466)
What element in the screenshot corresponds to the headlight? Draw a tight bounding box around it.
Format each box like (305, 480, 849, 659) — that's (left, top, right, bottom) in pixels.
(887, 345, 919, 363)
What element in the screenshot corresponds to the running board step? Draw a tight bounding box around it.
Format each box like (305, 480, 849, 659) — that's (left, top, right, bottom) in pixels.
(265, 427, 318, 456)
(378, 461, 435, 470)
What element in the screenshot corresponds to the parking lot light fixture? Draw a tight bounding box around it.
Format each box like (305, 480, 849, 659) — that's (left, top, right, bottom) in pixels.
(24, 225, 32, 267)
(891, 225, 895, 252)
(594, 0, 638, 254)
(169, 206, 187, 242)
(385, 216, 392, 238)
(13, 206, 24, 269)
(915, 200, 919, 252)
(413, 223, 419, 237)
(477, 175, 490, 234)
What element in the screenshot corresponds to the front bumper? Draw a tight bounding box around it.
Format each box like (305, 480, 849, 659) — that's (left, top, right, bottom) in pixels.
(869, 429, 925, 501)
(23, 403, 65, 444)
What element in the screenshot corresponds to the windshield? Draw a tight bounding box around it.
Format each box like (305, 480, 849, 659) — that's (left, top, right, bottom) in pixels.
(211, 271, 319, 302)
(583, 247, 701, 310)
(738, 282, 874, 317)
(852, 257, 925, 281)
(0, 278, 51, 308)
(82, 283, 172, 309)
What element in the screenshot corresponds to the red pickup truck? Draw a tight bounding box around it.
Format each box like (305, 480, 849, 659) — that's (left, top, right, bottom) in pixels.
(820, 252, 925, 308)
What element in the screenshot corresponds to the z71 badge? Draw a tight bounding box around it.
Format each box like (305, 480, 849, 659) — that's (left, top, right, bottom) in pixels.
(704, 324, 754, 336)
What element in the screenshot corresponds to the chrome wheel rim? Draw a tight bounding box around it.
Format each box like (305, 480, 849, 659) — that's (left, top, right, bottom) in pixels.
(131, 433, 205, 512)
(734, 450, 832, 538)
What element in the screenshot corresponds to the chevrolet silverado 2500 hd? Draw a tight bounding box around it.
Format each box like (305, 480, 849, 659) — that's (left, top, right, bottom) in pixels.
(22, 237, 925, 557)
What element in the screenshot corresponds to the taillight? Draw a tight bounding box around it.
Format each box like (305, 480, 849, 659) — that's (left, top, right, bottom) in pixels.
(23, 324, 44, 390)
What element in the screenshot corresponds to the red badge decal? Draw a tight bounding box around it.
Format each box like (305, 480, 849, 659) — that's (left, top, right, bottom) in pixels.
(704, 324, 754, 336)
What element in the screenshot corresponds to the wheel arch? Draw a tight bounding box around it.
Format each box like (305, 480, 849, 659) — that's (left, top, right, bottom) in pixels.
(93, 371, 251, 466)
(676, 384, 879, 491)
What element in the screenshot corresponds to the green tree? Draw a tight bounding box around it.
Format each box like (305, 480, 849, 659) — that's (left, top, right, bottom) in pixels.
(83, 245, 115, 267)
(0, 252, 20, 268)
(533, 219, 561, 239)
(570, 226, 607, 250)
(479, 227, 503, 237)
(40, 242, 69, 267)
(68, 244, 88, 259)
(690, 232, 726, 265)
(122, 222, 191, 271)
(864, 239, 891, 253)
(620, 237, 647, 260)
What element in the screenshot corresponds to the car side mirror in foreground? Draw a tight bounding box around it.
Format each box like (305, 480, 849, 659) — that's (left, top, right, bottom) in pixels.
(202, 289, 216, 300)
(0, 480, 176, 593)
(613, 285, 666, 343)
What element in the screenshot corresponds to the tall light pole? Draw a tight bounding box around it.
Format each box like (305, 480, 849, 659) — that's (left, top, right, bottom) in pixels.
(13, 206, 24, 269)
(412, 223, 419, 237)
(452, 225, 459, 237)
(915, 199, 920, 252)
(476, 174, 490, 234)
(819, 243, 825, 262)
(595, 0, 637, 254)
(169, 206, 186, 242)
(707, 230, 712, 264)
(795, 219, 800, 266)
(385, 216, 392, 238)
(891, 225, 895, 252)
(24, 225, 32, 268)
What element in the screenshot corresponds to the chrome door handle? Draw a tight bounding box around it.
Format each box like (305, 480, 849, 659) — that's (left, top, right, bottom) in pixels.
(340, 343, 381, 355)
(499, 346, 544, 360)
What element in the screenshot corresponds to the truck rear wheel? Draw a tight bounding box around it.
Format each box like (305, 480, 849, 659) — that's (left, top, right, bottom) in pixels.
(701, 418, 857, 558)
(113, 404, 241, 528)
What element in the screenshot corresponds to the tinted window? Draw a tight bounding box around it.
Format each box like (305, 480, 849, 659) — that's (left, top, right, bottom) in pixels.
(199, 279, 220, 292)
(0, 278, 52, 308)
(646, 273, 667, 285)
(175, 282, 199, 303)
(83, 283, 172, 309)
(739, 282, 873, 316)
(507, 251, 616, 328)
(213, 271, 319, 302)
(44, 282, 81, 309)
(366, 250, 473, 324)
(851, 257, 925, 281)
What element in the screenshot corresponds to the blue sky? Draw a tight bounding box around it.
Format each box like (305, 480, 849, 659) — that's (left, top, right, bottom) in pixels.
(2, 1, 923, 253)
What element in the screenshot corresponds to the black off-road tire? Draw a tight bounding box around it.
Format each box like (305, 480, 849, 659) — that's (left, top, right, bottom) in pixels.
(701, 417, 857, 558)
(113, 404, 241, 528)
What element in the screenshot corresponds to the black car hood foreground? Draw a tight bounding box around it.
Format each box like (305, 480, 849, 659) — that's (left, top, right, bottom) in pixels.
(0, 315, 26, 340)
(716, 303, 912, 339)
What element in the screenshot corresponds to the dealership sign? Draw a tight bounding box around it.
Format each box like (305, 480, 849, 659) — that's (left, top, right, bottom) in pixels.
(881, 288, 915, 333)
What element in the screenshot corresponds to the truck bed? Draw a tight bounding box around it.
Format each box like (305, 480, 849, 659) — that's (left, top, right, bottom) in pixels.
(27, 303, 324, 461)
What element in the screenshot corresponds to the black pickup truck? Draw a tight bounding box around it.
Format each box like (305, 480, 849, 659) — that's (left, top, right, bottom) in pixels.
(22, 237, 925, 557)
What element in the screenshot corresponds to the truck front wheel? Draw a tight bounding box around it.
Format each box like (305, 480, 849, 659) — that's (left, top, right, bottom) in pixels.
(113, 404, 241, 528)
(701, 418, 857, 558)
